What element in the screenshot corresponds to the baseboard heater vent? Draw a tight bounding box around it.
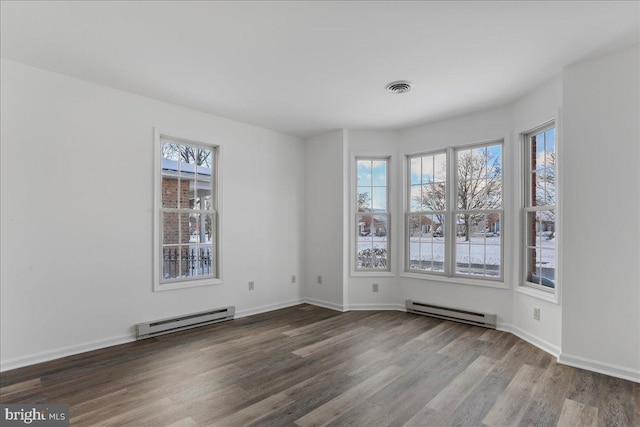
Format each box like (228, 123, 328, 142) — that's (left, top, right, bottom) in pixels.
(136, 306, 235, 339)
(406, 300, 496, 329)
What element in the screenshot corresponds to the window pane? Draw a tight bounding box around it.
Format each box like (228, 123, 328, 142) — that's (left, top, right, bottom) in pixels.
(455, 240, 471, 275)
(458, 145, 502, 210)
(410, 185, 421, 212)
(372, 187, 387, 211)
(371, 241, 388, 269)
(371, 215, 388, 239)
(196, 244, 214, 277)
(162, 141, 181, 161)
(408, 215, 422, 271)
(162, 212, 180, 244)
(195, 180, 212, 210)
(539, 249, 556, 288)
(357, 187, 372, 211)
(372, 161, 387, 186)
(356, 212, 387, 270)
(179, 179, 195, 209)
(432, 243, 445, 271)
(162, 177, 179, 208)
(410, 157, 421, 185)
(434, 153, 446, 183)
(535, 132, 546, 173)
(158, 140, 218, 285)
(530, 135, 538, 172)
(162, 246, 182, 280)
(188, 213, 201, 243)
(545, 129, 555, 156)
(537, 210, 556, 243)
(179, 213, 192, 244)
(358, 214, 372, 237)
(409, 213, 446, 273)
(455, 212, 501, 277)
(422, 183, 446, 212)
(526, 248, 542, 285)
(357, 160, 372, 186)
(197, 148, 213, 178)
(526, 211, 539, 246)
(421, 155, 434, 183)
(202, 213, 214, 243)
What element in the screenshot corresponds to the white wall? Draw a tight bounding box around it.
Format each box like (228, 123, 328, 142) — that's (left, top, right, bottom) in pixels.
(303, 130, 345, 309)
(560, 46, 639, 381)
(344, 130, 403, 310)
(398, 107, 515, 327)
(0, 59, 305, 370)
(511, 76, 563, 354)
(3, 46, 639, 383)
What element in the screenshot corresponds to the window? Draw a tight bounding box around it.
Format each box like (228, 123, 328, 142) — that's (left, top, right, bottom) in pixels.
(355, 158, 390, 271)
(454, 144, 503, 278)
(523, 124, 556, 291)
(154, 133, 219, 290)
(407, 152, 447, 272)
(406, 141, 503, 281)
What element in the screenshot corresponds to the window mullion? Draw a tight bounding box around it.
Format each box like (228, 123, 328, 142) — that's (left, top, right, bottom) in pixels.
(446, 146, 455, 276)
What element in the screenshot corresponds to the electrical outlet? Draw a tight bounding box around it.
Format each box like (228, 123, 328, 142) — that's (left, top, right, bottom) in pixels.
(317, 275, 323, 285)
(533, 307, 540, 321)
(249, 281, 255, 291)
(372, 283, 379, 292)
(291, 275, 296, 284)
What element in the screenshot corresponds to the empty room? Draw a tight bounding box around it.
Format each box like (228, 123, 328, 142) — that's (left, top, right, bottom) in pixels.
(1, 1, 639, 426)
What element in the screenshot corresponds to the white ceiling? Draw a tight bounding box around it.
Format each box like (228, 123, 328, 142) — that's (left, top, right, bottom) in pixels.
(1, 1, 638, 138)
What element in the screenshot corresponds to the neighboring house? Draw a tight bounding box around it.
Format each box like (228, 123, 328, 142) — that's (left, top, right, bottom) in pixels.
(358, 210, 388, 237)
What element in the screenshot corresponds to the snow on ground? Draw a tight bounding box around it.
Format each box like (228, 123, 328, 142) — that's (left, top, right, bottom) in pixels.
(357, 235, 556, 268)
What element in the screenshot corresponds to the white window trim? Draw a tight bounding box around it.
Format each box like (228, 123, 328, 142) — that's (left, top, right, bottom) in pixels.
(153, 127, 223, 292)
(351, 154, 394, 276)
(402, 138, 509, 289)
(518, 118, 560, 303)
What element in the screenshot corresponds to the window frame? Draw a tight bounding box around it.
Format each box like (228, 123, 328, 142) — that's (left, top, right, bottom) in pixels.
(521, 121, 557, 296)
(404, 140, 505, 284)
(353, 156, 391, 274)
(153, 128, 222, 292)
(405, 149, 448, 276)
(452, 141, 504, 281)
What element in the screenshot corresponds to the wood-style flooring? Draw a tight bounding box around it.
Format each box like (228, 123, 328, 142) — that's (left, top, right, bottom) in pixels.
(1, 304, 639, 426)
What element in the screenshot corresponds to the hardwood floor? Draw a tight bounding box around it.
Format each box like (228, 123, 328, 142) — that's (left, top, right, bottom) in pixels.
(1, 304, 639, 426)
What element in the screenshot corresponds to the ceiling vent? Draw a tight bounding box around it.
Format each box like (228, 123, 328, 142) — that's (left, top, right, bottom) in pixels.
(385, 80, 413, 94)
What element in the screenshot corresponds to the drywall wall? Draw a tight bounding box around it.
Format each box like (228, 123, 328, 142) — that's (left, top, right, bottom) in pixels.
(560, 46, 640, 381)
(303, 130, 346, 310)
(0, 59, 305, 370)
(511, 76, 563, 354)
(398, 107, 515, 326)
(344, 130, 403, 310)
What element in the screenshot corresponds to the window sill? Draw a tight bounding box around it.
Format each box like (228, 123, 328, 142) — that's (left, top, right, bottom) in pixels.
(515, 284, 559, 304)
(154, 278, 223, 292)
(400, 272, 509, 289)
(351, 271, 395, 278)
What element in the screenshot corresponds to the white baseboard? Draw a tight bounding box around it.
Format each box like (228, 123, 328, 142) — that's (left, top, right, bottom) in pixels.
(5, 301, 638, 385)
(345, 303, 406, 311)
(302, 298, 345, 312)
(0, 334, 135, 372)
(235, 298, 304, 318)
(1, 299, 303, 373)
(558, 353, 640, 383)
(497, 323, 561, 358)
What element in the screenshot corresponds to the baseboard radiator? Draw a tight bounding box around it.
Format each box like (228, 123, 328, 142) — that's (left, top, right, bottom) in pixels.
(136, 306, 235, 339)
(406, 300, 496, 329)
